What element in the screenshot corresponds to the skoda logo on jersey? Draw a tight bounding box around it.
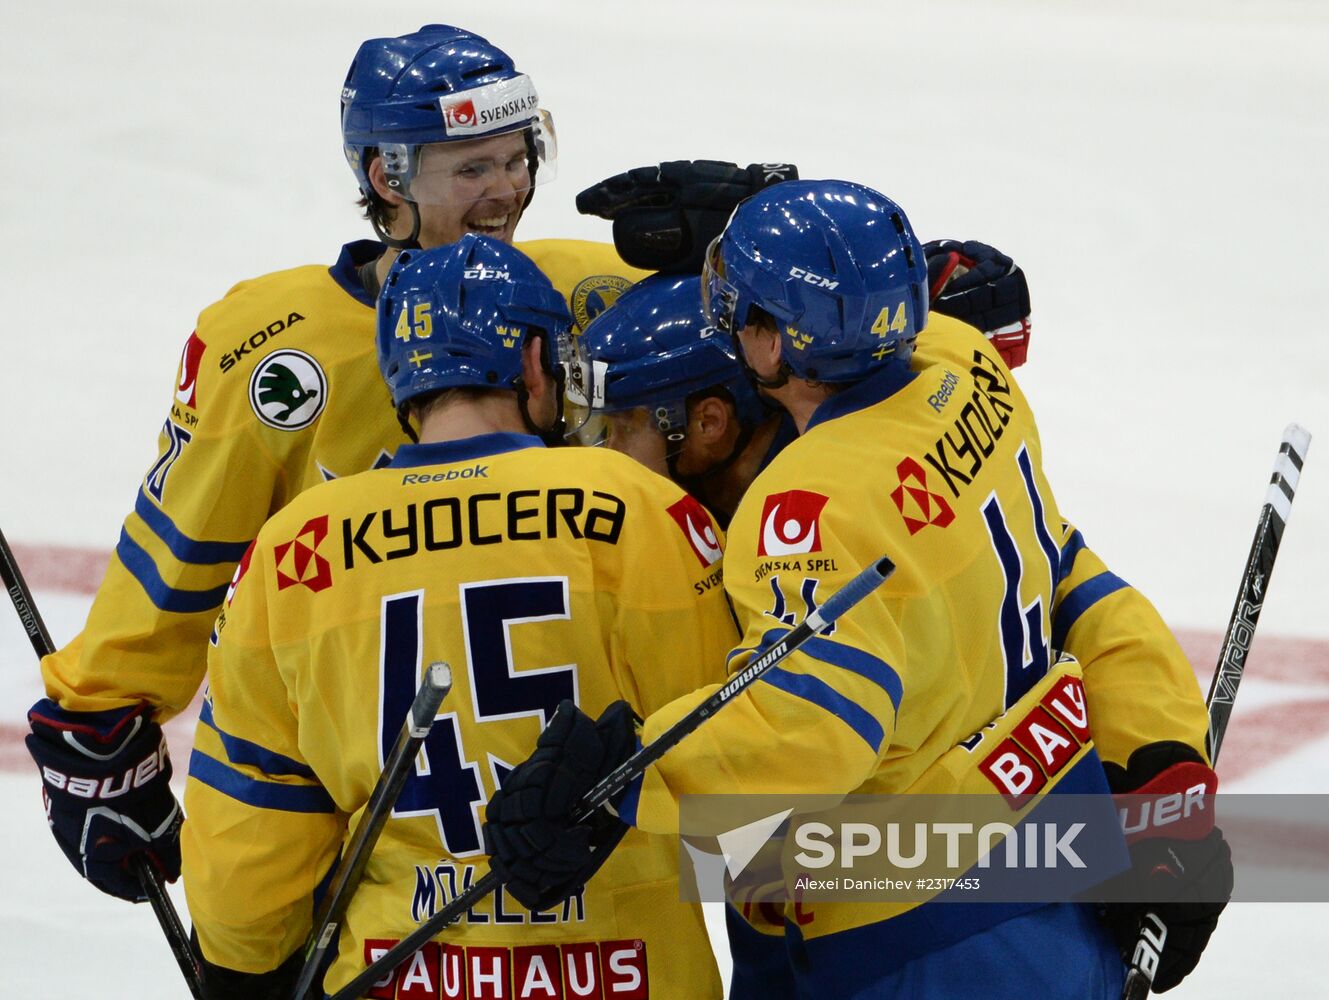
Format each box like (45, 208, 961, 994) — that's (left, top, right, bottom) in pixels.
(666, 495, 722, 567)
(273, 515, 333, 593)
(249, 350, 327, 431)
(757, 490, 830, 557)
(890, 457, 956, 535)
(571, 274, 632, 332)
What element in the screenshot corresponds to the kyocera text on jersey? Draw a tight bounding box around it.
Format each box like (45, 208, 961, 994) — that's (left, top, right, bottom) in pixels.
(341, 487, 627, 567)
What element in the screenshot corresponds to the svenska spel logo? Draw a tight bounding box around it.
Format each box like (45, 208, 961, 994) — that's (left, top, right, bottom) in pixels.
(273, 515, 333, 593)
(667, 495, 722, 567)
(175, 331, 206, 408)
(757, 490, 829, 556)
(441, 97, 477, 130)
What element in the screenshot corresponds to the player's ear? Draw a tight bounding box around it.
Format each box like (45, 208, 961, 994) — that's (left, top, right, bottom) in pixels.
(367, 155, 407, 207)
(739, 321, 783, 381)
(690, 395, 731, 446)
(520, 335, 553, 401)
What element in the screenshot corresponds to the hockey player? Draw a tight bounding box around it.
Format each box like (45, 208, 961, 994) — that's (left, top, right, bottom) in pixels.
(484, 182, 1232, 997)
(24, 23, 791, 909)
(567, 275, 784, 524)
(569, 241, 1031, 525)
(181, 235, 737, 998)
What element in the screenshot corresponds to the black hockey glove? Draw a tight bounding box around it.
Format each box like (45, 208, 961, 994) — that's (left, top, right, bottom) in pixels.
(924, 239, 1032, 369)
(1098, 742, 1234, 993)
(576, 160, 798, 274)
(483, 699, 638, 911)
(25, 699, 182, 902)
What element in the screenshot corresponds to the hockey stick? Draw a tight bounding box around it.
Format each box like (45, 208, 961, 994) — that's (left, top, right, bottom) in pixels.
(291, 661, 454, 1000)
(0, 526, 205, 1000)
(1120, 423, 1311, 1000)
(329, 554, 897, 1000)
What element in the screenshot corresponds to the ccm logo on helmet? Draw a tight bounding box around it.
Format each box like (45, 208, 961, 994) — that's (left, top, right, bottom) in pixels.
(41, 735, 171, 800)
(463, 266, 510, 281)
(788, 266, 839, 290)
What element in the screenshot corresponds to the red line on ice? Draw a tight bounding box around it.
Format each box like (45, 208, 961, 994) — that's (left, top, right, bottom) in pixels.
(4, 546, 1328, 781)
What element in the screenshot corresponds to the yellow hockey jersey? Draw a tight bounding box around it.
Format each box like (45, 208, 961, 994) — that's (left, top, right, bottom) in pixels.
(40, 239, 647, 720)
(911, 320, 1210, 772)
(620, 323, 1204, 968)
(183, 434, 736, 998)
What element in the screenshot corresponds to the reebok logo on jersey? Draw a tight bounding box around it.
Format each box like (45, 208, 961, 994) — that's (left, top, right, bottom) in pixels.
(890, 457, 956, 535)
(758, 490, 829, 556)
(667, 495, 722, 567)
(274, 515, 333, 593)
(175, 331, 206, 408)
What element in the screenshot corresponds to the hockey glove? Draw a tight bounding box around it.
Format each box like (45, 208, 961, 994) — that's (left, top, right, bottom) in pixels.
(25, 699, 182, 902)
(924, 239, 1032, 369)
(1098, 742, 1234, 993)
(483, 699, 638, 911)
(576, 160, 798, 274)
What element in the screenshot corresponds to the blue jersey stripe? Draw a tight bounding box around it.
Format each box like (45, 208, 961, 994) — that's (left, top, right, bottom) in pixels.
(116, 530, 230, 613)
(1057, 529, 1088, 585)
(1052, 571, 1130, 650)
(188, 749, 335, 814)
(198, 701, 316, 779)
(761, 629, 904, 713)
(761, 666, 885, 752)
(134, 491, 251, 565)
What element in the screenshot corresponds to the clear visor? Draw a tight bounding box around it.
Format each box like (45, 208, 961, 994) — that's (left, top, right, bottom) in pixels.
(562, 334, 603, 440)
(385, 110, 558, 207)
(572, 402, 689, 458)
(701, 236, 742, 336)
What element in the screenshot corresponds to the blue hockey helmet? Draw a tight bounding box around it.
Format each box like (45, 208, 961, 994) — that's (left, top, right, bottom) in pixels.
(702, 179, 928, 383)
(568, 275, 769, 446)
(341, 25, 557, 210)
(378, 234, 573, 412)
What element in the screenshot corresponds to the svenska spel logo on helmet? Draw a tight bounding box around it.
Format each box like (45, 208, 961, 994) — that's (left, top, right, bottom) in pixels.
(439, 75, 539, 138)
(442, 98, 477, 129)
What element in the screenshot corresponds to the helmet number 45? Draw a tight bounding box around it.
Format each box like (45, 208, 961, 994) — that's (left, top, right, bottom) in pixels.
(395, 301, 434, 342)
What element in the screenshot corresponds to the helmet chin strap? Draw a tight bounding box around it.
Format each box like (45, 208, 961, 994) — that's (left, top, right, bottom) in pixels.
(516, 345, 568, 446)
(738, 352, 792, 392)
(372, 200, 422, 251)
(669, 419, 755, 489)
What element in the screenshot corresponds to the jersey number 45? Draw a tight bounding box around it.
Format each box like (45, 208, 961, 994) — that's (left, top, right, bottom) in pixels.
(378, 577, 577, 856)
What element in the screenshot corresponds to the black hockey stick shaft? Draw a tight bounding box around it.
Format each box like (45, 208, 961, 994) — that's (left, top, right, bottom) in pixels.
(1120, 423, 1310, 1000)
(291, 661, 454, 1000)
(0, 526, 205, 1000)
(330, 555, 897, 1000)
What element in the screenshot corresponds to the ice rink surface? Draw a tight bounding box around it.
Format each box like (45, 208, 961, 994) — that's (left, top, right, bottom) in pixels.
(2, 0, 1327, 995)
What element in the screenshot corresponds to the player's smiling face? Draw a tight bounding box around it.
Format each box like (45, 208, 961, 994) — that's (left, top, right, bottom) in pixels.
(411, 132, 530, 247)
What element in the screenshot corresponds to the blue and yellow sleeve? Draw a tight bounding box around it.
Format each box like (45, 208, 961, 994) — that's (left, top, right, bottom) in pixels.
(1052, 521, 1210, 767)
(182, 540, 342, 974)
(40, 336, 283, 720)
